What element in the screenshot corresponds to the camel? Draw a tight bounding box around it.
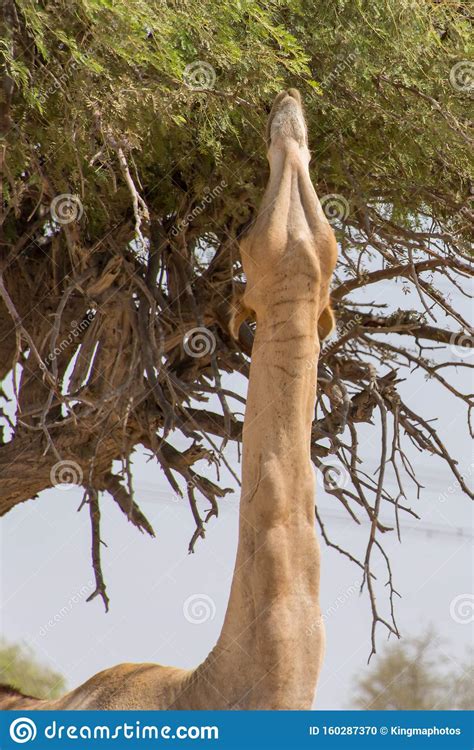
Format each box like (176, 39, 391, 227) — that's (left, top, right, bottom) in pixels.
(0, 89, 337, 711)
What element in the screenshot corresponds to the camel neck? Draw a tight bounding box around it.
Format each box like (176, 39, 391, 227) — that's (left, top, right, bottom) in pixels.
(183, 303, 323, 710)
(176, 101, 332, 711)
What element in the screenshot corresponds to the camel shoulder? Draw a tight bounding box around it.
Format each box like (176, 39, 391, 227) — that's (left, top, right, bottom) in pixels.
(55, 663, 189, 710)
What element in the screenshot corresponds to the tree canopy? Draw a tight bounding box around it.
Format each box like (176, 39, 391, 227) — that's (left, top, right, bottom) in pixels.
(0, 0, 472, 651)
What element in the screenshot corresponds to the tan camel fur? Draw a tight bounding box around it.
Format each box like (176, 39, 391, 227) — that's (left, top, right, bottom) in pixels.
(1, 89, 337, 711)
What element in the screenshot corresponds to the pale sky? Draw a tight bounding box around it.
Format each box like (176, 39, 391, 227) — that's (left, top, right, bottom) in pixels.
(1, 269, 472, 710)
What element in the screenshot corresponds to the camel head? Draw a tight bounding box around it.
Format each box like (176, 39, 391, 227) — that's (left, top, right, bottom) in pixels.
(266, 88, 309, 154)
(231, 89, 338, 342)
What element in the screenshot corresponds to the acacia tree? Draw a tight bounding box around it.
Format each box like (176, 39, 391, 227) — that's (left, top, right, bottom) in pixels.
(0, 0, 472, 652)
(352, 631, 474, 710)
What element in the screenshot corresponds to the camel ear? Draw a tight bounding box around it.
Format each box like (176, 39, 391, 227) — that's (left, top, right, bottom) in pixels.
(229, 290, 252, 340)
(318, 304, 335, 342)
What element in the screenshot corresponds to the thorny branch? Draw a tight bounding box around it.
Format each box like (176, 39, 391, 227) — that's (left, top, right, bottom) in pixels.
(83, 488, 110, 612)
(0, 78, 473, 649)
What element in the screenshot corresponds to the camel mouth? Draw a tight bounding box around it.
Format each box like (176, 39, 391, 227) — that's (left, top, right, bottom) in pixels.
(266, 88, 307, 147)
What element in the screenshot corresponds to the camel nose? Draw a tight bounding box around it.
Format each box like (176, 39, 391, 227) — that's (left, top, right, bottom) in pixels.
(272, 88, 301, 109)
(286, 88, 302, 104)
(266, 88, 306, 147)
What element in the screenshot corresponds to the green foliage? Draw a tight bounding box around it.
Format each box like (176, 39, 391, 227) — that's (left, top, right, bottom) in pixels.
(0, 640, 66, 699)
(4, 0, 472, 245)
(351, 631, 474, 710)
